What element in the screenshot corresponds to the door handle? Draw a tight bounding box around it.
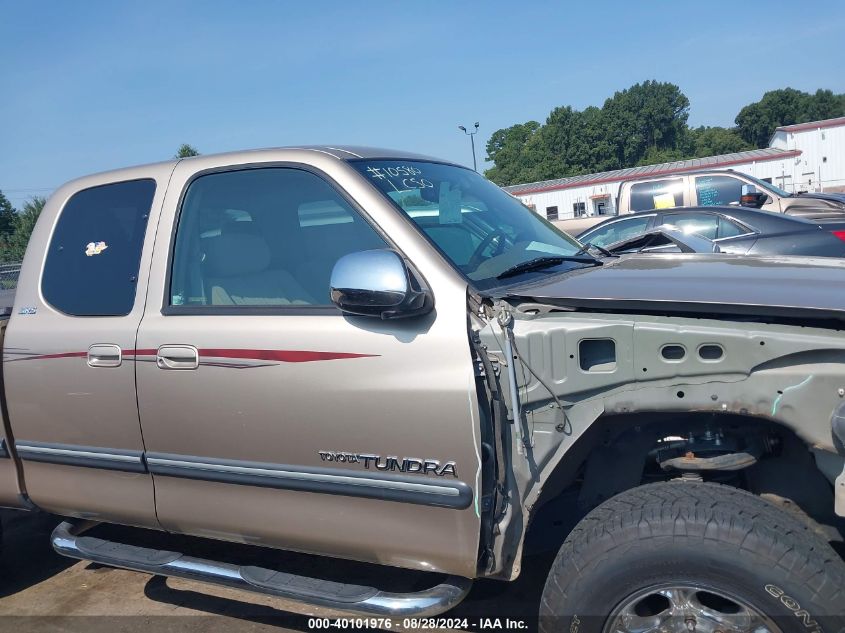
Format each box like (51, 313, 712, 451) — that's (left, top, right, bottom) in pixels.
(156, 345, 199, 370)
(88, 344, 122, 368)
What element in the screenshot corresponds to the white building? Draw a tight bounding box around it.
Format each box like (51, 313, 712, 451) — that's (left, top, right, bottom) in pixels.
(503, 116, 845, 221)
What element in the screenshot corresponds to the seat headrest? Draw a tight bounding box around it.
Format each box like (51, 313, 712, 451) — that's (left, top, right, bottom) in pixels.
(204, 232, 271, 277)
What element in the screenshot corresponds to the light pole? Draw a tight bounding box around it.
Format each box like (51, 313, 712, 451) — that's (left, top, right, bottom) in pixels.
(458, 122, 480, 171)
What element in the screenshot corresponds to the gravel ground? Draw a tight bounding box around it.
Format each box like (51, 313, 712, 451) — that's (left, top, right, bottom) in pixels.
(0, 509, 552, 633)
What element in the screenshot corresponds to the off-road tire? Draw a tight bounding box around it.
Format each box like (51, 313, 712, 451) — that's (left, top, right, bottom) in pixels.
(539, 481, 845, 633)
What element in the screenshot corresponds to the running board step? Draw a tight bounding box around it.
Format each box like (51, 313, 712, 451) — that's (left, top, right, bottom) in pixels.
(51, 520, 471, 617)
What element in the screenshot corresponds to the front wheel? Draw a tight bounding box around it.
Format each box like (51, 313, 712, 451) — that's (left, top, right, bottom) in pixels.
(540, 481, 845, 633)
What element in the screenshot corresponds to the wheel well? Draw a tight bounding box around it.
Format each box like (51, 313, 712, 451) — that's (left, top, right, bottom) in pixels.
(524, 411, 843, 556)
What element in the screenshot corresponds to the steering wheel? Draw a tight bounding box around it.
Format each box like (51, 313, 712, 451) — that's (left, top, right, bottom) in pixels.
(468, 229, 509, 271)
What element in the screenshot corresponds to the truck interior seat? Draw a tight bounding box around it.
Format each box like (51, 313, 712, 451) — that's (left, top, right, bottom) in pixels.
(292, 222, 387, 304)
(202, 231, 315, 306)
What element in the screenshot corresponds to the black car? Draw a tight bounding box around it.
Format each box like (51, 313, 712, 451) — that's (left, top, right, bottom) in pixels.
(577, 206, 845, 257)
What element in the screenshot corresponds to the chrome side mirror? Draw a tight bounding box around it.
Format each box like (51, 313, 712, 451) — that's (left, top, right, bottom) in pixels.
(330, 249, 433, 319)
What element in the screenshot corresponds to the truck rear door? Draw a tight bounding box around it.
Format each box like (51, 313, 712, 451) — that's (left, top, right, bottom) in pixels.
(2, 167, 171, 527)
(134, 155, 482, 577)
(0, 318, 25, 508)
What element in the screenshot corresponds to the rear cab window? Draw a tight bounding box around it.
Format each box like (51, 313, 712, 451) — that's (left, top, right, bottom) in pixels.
(41, 179, 156, 316)
(629, 179, 684, 212)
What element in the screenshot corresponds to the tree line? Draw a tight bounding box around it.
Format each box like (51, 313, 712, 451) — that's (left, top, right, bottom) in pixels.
(0, 194, 45, 263)
(485, 82, 845, 186)
(0, 145, 201, 263)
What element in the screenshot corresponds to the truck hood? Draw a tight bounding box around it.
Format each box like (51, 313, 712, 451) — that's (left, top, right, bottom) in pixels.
(498, 253, 845, 322)
(784, 193, 845, 211)
(795, 191, 845, 206)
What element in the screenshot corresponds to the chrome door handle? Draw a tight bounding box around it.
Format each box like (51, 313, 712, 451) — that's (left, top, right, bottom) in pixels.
(156, 345, 199, 370)
(88, 344, 122, 368)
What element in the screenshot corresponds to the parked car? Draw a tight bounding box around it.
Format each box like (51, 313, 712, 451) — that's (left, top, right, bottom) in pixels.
(578, 205, 845, 257)
(583, 225, 722, 255)
(1, 147, 844, 629)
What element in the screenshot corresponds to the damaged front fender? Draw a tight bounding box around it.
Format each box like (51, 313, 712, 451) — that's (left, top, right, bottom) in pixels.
(478, 304, 845, 578)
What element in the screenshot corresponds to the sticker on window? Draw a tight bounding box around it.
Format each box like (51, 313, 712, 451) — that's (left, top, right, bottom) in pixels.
(439, 182, 462, 225)
(652, 192, 675, 209)
(526, 241, 571, 255)
(85, 241, 109, 256)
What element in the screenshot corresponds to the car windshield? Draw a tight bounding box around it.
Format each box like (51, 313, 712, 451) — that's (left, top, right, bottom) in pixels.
(350, 160, 585, 289)
(742, 173, 791, 198)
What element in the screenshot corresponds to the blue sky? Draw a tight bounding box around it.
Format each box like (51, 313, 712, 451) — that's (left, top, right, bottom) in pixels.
(2, 0, 844, 206)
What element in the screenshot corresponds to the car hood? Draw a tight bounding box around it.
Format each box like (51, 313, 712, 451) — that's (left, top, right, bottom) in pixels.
(498, 253, 845, 322)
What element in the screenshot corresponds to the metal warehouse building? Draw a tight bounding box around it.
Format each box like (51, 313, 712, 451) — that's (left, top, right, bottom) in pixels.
(503, 116, 845, 221)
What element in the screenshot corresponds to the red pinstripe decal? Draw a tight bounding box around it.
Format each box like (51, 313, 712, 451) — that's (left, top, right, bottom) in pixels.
(198, 348, 377, 363)
(8, 348, 377, 364)
(11, 351, 88, 361)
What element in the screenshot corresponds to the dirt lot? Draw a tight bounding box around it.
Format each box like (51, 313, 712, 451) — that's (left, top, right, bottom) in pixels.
(0, 509, 553, 633)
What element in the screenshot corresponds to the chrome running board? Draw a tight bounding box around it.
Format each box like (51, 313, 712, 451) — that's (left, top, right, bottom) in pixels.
(51, 520, 471, 617)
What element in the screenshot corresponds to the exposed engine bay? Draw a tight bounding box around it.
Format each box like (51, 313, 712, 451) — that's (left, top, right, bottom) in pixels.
(473, 299, 845, 578)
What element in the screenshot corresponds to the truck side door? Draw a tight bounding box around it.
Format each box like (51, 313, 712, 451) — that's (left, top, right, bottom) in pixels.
(135, 158, 481, 577)
(0, 319, 25, 508)
(3, 170, 169, 526)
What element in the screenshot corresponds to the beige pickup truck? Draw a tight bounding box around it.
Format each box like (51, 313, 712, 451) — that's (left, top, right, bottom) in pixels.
(555, 169, 845, 237)
(0, 147, 844, 630)
(616, 169, 845, 217)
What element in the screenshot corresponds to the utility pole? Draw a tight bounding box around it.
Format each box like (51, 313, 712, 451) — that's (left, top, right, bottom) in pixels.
(458, 122, 480, 171)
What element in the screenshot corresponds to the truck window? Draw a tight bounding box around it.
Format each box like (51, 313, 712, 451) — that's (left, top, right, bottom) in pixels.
(695, 175, 743, 206)
(629, 179, 684, 212)
(169, 168, 386, 308)
(41, 179, 155, 316)
(350, 160, 582, 289)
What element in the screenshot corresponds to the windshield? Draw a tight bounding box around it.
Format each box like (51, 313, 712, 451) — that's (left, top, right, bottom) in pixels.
(350, 160, 584, 289)
(742, 173, 791, 198)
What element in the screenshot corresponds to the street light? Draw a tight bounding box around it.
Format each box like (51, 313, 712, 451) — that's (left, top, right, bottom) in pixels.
(458, 122, 480, 171)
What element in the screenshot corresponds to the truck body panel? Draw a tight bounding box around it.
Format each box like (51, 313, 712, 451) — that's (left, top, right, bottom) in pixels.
(2, 162, 178, 527)
(1, 149, 483, 576)
(0, 321, 26, 508)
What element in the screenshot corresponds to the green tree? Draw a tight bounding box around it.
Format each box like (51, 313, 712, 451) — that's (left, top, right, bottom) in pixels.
(485, 81, 690, 185)
(0, 190, 16, 240)
(3, 197, 45, 261)
(484, 83, 844, 187)
(735, 88, 845, 147)
(805, 89, 844, 121)
(600, 80, 690, 169)
(688, 126, 754, 157)
(175, 144, 200, 158)
(484, 121, 542, 186)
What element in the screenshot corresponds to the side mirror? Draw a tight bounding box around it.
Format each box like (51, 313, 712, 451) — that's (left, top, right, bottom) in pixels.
(740, 184, 768, 208)
(330, 249, 433, 319)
